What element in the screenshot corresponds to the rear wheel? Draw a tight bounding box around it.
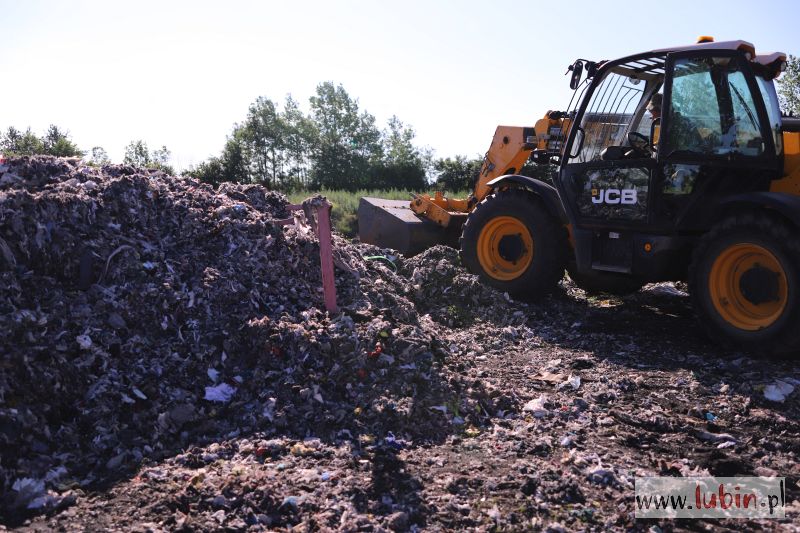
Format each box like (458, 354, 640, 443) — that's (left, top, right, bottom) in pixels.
(459, 189, 567, 298)
(689, 213, 800, 355)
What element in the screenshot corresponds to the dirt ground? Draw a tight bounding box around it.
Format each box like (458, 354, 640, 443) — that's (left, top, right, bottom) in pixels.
(1, 157, 798, 532)
(10, 280, 800, 532)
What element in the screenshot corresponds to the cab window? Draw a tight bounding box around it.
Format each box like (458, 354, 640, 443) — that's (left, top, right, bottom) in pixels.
(577, 72, 648, 162)
(666, 56, 764, 157)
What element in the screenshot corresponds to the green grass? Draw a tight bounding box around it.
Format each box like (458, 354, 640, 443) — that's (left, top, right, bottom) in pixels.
(287, 189, 470, 236)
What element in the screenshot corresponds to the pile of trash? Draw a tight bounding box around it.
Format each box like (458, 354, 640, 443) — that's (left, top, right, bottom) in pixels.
(0, 156, 526, 521)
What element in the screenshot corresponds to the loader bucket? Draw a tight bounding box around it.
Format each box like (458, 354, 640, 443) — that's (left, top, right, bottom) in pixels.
(357, 197, 467, 256)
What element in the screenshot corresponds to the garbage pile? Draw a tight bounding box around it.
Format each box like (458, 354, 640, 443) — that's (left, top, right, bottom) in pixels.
(3, 157, 799, 530)
(0, 156, 526, 521)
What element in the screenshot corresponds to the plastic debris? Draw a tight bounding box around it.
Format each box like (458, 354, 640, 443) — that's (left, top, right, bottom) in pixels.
(522, 396, 549, 418)
(763, 380, 795, 402)
(204, 383, 237, 403)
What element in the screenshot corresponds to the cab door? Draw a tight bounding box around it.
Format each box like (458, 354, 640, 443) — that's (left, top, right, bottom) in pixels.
(651, 50, 782, 231)
(557, 66, 662, 273)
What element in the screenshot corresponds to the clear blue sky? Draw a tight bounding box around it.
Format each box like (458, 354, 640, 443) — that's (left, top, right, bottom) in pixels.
(1, 0, 797, 171)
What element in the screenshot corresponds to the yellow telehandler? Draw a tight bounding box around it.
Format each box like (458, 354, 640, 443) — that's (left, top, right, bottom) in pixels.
(359, 37, 800, 354)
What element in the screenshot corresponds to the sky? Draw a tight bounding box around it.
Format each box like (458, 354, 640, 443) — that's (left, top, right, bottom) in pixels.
(1, 0, 797, 171)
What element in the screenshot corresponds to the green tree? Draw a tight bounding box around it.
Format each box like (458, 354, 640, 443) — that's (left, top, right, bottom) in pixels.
(220, 136, 249, 183)
(778, 54, 800, 115)
(373, 115, 426, 190)
(88, 146, 110, 166)
(282, 95, 315, 188)
(383, 115, 419, 166)
(124, 140, 151, 166)
(1, 125, 82, 156)
(184, 136, 249, 186)
(309, 82, 382, 190)
(184, 157, 224, 186)
(42, 125, 83, 157)
(240, 96, 286, 187)
(1, 127, 44, 155)
(124, 140, 174, 174)
(433, 155, 483, 192)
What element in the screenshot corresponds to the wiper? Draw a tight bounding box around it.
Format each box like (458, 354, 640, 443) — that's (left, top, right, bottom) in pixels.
(729, 82, 758, 130)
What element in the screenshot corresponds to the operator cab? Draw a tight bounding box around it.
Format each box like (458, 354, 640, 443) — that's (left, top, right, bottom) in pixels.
(557, 38, 786, 279)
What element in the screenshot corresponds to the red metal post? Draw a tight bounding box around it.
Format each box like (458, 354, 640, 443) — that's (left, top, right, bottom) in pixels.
(315, 201, 338, 313)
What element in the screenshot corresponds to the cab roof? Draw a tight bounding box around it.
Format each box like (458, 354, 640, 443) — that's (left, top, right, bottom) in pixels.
(607, 40, 786, 80)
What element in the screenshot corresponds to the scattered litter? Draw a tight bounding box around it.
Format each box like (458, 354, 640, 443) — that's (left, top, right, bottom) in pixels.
(557, 374, 581, 391)
(204, 383, 237, 403)
(522, 396, 549, 418)
(763, 380, 795, 402)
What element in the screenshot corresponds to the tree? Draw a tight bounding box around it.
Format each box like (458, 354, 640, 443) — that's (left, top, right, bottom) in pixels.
(778, 54, 800, 115)
(383, 116, 419, 167)
(88, 146, 110, 166)
(1, 125, 82, 156)
(433, 155, 483, 192)
(220, 137, 249, 184)
(124, 140, 151, 167)
(42, 125, 83, 157)
(1, 127, 44, 155)
(309, 82, 382, 190)
(186, 82, 427, 191)
(240, 97, 286, 187)
(282, 95, 315, 187)
(184, 157, 224, 186)
(372, 116, 426, 190)
(123, 140, 174, 174)
(184, 136, 249, 186)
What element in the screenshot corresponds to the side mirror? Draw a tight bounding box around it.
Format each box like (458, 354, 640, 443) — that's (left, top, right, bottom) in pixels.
(650, 117, 661, 154)
(569, 61, 584, 90)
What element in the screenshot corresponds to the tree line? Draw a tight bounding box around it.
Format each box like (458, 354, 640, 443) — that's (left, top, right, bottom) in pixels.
(185, 82, 431, 191)
(2, 56, 798, 193)
(0, 126, 175, 175)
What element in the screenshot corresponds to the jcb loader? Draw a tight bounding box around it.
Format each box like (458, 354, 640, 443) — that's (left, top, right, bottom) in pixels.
(359, 38, 800, 355)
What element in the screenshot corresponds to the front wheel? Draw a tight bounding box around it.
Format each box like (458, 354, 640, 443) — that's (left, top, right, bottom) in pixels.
(459, 189, 567, 299)
(689, 213, 800, 356)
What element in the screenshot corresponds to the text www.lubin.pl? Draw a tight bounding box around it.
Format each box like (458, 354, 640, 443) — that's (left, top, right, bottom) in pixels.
(634, 477, 785, 519)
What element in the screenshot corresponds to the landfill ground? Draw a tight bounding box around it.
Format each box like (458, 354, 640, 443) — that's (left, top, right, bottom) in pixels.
(0, 157, 798, 532)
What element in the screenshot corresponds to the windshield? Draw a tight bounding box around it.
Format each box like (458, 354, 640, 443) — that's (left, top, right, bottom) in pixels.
(570, 57, 666, 162)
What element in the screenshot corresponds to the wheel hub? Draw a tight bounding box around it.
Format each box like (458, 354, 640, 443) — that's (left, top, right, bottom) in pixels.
(739, 263, 781, 305)
(498, 234, 525, 263)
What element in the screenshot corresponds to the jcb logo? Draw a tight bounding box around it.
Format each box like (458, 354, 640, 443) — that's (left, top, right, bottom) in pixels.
(591, 188, 637, 205)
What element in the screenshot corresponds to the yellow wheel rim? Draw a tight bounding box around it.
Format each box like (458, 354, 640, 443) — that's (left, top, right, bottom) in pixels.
(709, 243, 788, 331)
(476, 216, 534, 281)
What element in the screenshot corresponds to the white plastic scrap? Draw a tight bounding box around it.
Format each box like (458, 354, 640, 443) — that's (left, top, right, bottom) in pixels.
(204, 383, 237, 403)
(522, 395, 549, 418)
(75, 334, 92, 350)
(262, 397, 277, 421)
(763, 379, 795, 402)
(557, 374, 581, 391)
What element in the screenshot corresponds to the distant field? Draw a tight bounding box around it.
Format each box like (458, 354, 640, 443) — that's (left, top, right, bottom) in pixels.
(288, 189, 470, 236)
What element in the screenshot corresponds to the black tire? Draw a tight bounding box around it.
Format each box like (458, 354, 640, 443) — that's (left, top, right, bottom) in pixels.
(459, 189, 567, 299)
(689, 212, 800, 356)
(567, 266, 644, 296)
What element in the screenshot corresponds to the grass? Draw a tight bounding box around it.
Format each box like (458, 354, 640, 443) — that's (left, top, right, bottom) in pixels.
(287, 189, 470, 236)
